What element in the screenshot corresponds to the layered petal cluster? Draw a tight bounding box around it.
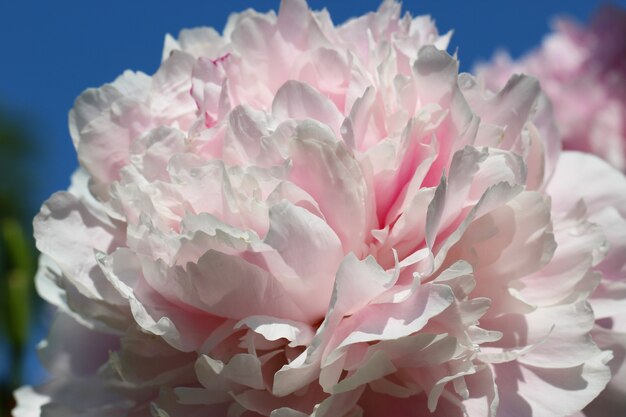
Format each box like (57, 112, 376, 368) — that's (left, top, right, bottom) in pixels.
(477, 7, 626, 415)
(477, 6, 626, 171)
(15, 1, 626, 417)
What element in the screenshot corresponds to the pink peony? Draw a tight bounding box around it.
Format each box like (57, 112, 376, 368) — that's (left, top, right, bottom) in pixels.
(476, 6, 626, 171)
(14, 1, 626, 416)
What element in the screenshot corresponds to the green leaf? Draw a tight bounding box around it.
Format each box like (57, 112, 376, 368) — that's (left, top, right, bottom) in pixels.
(1, 218, 34, 348)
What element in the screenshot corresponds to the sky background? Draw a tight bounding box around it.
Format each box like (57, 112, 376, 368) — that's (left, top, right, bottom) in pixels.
(1, 0, 626, 385)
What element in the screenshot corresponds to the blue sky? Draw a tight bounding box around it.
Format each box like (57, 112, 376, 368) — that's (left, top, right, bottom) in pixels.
(1, 0, 626, 387)
(1, 0, 625, 220)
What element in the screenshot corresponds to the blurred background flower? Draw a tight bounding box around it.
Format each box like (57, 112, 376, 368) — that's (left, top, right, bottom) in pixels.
(476, 5, 626, 172)
(0, 1, 625, 416)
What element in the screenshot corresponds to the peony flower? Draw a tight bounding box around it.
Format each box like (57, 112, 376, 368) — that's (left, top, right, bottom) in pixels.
(14, 1, 626, 416)
(476, 6, 626, 171)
